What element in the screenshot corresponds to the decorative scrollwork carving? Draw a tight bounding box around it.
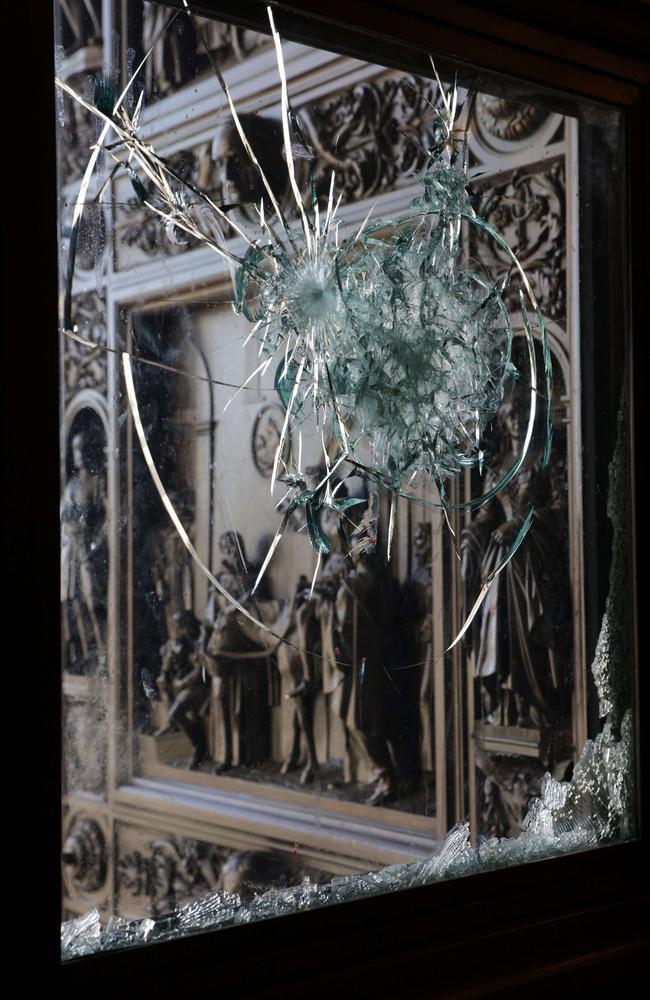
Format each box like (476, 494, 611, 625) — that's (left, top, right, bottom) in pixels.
(118, 116, 288, 259)
(120, 146, 225, 257)
(118, 836, 227, 917)
(469, 160, 566, 322)
(118, 73, 442, 261)
(475, 96, 550, 144)
(306, 75, 439, 206)
(62, 816, 108, 894)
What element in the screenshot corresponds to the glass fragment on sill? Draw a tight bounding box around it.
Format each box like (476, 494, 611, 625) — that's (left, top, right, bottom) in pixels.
(61, 696, 633, 958)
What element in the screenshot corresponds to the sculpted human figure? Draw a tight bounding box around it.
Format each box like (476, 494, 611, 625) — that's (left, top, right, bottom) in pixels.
(203, 532, 271, 772)
(317, 538, 396, 805)
(156, 609, 210, 769)
(61, 428, 107, 672)
(151, 491, 194, 639)
(401, 522, 435, 773)
(460, 389, 570, 729)
(281, 575, 320, 784)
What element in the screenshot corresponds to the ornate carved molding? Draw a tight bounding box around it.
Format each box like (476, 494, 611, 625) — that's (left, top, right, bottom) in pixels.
(475, 96, 550, 144)
(116, 72, 438, 262)
(62, 816, 108, 894)
(469, 159, 566, 322)
(118, 117, 287, 259)
(118, 835, 227, 917)
(307, 75, 437, 205)
(119, 146, 220, 257)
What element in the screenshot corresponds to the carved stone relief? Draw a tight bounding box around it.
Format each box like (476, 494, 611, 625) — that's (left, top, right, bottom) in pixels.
(107, 20, 574, 838)
(115, 72, 445, 264)
(61, 407, 108, 675)
(469, 160, 566, 322)
(306, 75, 437, 205)
(118, 834, 227, 918)
(116, 831, 326, 919)
(476, 751, 546, 839)
(115, 68, 566, 271)
(474, 96, 552, 146)
(62, 816, 108, 895)
(64, 292, 107, 396)
(141, 502, 439, 813)
(461, 382, 572, 733)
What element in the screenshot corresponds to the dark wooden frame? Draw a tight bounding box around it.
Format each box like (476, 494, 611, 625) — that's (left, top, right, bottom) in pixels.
(9, 0, 647, 993)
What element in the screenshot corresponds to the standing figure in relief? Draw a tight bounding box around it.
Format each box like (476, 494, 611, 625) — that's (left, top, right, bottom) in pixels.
(318, 537, 396, 805)
(150, 490, 194, 640)
(204, 532, 271, 772)
(401, 522, 435, 773)
(61, 428, 107, 673)
(460, 388, 570, 729)
(155, 609, 210, 769)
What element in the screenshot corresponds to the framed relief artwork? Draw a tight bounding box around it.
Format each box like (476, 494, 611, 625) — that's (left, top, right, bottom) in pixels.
(11, 0, 648, 990)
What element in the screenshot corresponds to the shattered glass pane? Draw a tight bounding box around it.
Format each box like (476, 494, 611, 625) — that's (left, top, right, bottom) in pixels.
(57, 0, 636, 959)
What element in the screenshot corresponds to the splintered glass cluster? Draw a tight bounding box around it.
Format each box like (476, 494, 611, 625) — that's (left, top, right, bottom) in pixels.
(231, 62, 548, 524)
(332, 220, 513, 482)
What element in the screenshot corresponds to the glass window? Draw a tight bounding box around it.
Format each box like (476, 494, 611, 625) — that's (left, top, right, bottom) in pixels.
(57, 0, 637, 959)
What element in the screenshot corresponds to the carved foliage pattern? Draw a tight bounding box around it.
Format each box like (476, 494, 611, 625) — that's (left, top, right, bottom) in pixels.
(307, 75, 437, 204)
(118, 835, 227, 917)
(62, 816, 108, 895)
(469, 159, 566, 322)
